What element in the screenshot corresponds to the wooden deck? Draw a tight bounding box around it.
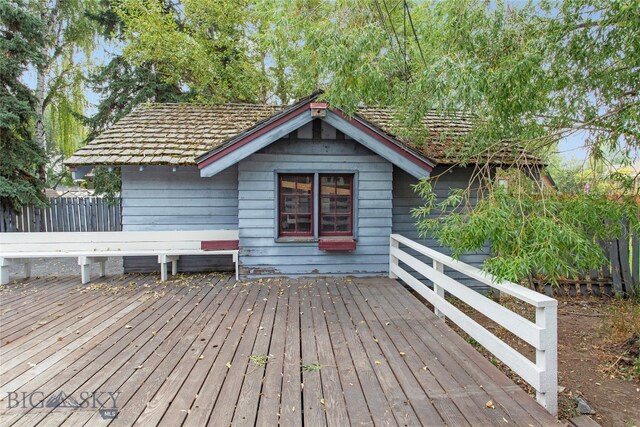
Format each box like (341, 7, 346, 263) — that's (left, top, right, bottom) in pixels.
(0, 273, 558, 426)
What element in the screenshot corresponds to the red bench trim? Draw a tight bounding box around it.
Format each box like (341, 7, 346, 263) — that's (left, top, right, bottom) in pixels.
(201, 240, 239, 251)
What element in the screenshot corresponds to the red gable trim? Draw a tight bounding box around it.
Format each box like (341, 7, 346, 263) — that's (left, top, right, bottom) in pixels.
(330, 109, 433, 173)
(197, 100, 433, 174)
(197, 101, 313, 169)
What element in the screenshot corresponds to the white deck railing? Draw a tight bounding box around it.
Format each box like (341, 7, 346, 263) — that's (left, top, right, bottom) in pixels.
(389, 234, 558, 415)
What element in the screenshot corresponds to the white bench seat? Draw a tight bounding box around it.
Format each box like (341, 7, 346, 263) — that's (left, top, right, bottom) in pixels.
(0, 230, 239, 285)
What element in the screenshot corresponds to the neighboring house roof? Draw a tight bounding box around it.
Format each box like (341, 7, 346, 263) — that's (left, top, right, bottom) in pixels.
(66, 97, 538, 168)
(44, 187, 96, 198)
(608, 161, 640, 175)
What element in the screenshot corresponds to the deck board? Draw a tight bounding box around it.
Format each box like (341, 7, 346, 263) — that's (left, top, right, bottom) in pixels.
(0, 274, 558, 426)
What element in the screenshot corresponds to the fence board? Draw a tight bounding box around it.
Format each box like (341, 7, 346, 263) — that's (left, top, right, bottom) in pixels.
(619, 226, 633, 289)
(0, 197, 121, 233)
(633, 233, 639, 285)
(79, 198, 86, 231)
(610, 239, 623, 294)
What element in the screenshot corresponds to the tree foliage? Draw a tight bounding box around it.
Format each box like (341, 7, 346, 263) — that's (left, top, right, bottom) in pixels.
(84, 0, 191, 139)
(31, 0, 100, 159)
(91, 166, 121, 205)
(413, 180, 639, 288)
(0, 0, 48, 210)
(115, 0, 270, 102)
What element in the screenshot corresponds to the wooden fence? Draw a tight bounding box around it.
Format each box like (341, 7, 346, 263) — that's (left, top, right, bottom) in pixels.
(0, 198, 122, 233)
(533, 230, 639, 297)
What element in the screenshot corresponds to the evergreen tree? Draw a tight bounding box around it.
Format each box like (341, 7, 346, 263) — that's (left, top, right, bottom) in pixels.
(0, 0, 48, 211)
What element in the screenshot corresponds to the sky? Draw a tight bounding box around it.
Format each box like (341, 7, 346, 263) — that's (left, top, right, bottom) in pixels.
(557, 132, 589, 162)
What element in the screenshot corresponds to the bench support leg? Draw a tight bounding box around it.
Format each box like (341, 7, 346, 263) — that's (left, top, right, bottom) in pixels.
(158, 255, 180, 282)
(24, 261, 32, 279)
(1, 265, 8, 285)
(233, 252, 239, 281)
(78, 256, 109, 284)
(1, 258, 32, 285)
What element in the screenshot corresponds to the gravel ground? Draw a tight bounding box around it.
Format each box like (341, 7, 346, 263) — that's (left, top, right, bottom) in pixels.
(7, 257, 124, 279)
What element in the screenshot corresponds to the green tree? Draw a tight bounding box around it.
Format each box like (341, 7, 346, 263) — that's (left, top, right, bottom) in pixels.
(84, 0, 190, 138)
(31, 0, 100, 175)
(82, 0, 192, 200)
(254, 0, 640, 287)
(115, 0, 269, 103)
(0, 0, 48, 211)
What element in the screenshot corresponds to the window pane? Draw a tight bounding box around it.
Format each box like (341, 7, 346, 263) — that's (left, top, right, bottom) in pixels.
(297, 176, 312, 192)
(336, 215, 351, 232)
(280, 177, 296, 194)
(320, 176, 336, 195)
(297, 196, 312, 214)
(281, 196, 296, 213)
(335, 196, 351, 213)
(297, 215, 312, 232)
(279, 175, 313, 236)
(320, 197, 333, 213)
(319, 174, 353, 235)
(296, 180, 312, 195)
(321, 215, 334, 232)
(280, 214, 296, 232)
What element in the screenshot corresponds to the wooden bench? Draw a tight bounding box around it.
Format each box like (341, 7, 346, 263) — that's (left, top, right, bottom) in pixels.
(0, 230, 239, 285)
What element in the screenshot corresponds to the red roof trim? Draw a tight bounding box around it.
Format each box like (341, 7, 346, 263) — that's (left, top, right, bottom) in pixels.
(330, 109, 433, 173)
(197, 101, 313, 169)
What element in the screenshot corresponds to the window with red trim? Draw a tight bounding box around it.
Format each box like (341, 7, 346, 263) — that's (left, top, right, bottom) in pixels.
(319, 174, 353, 236)
(278, 174, 313, 236)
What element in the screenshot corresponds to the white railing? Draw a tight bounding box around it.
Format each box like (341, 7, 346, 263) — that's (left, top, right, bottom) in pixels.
(389, 234, 558, 416)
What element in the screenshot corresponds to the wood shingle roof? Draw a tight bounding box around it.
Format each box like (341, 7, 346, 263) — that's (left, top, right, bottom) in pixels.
(67, 102, 538, 167)
(67, 103, 281, 166)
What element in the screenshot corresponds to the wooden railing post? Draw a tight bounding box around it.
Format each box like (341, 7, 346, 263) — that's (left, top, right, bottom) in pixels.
(535, 304, 558, 416)
(389, 236, 399, 278)
(433, 259, 445, 320)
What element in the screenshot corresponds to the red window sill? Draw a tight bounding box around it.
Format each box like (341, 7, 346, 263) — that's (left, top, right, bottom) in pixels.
(318, 239, 356, 251)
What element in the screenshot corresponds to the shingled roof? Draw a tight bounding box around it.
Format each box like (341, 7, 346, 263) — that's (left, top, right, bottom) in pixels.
(67, 101, 537, 167)
(67, 103, 282, 166)
(356, 108, 540, 165)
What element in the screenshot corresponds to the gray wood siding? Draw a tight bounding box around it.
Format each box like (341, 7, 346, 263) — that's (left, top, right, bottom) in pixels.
(392, 166, 491, 290)
(238, 136, 393, 277)
(121, 165, 238, 272)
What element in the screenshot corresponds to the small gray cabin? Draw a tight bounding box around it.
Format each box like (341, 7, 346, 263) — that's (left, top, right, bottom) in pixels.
(67, 94, 522, 284)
